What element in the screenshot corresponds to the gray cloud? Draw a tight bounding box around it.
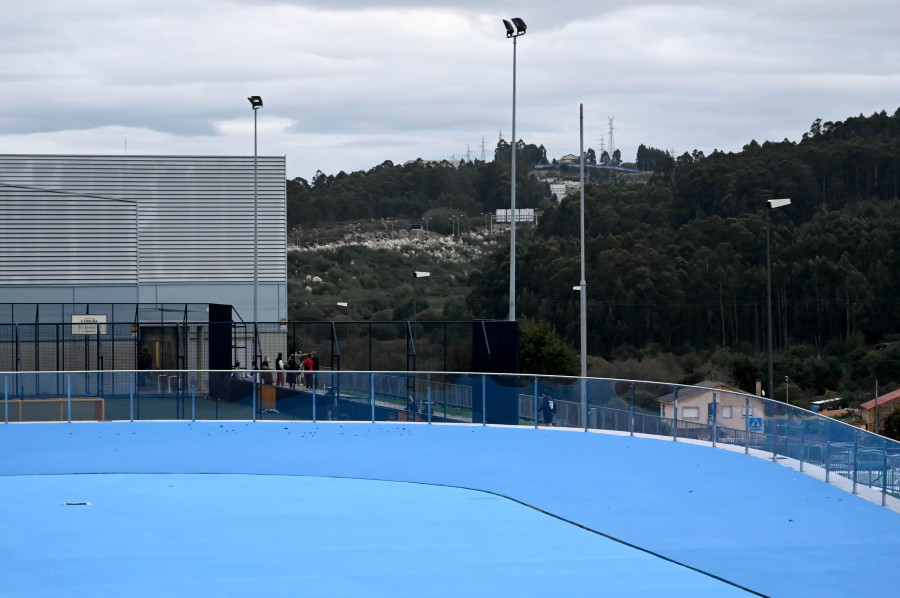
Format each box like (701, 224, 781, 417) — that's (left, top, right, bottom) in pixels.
(1, 1, 898, 178)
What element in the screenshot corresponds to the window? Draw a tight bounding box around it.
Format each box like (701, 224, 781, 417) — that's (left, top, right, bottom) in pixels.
(682, 406, 700, 420)
(721, 406, 733, 419)
(741, 406, 754, 416)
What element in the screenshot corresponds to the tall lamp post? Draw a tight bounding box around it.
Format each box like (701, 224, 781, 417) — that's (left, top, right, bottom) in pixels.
(766, 197, 790, 401)
(503, 17, 526, 321)
(248, 95, 263, 364)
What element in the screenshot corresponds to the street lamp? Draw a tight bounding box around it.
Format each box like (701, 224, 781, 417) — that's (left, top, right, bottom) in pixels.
(766, 197, 790, 401)
(503, 17, 526, 322)
(248, 95, 262, 364)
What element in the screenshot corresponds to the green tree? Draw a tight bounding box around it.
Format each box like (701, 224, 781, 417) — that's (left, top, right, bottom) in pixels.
(881, 408, 900, 440)
(518, 318, 578, 376)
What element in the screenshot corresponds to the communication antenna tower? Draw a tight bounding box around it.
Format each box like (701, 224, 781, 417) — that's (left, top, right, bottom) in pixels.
(598, 134, 605, 155)
(607, 117, 615, 157)
(481, 136, 487, 161)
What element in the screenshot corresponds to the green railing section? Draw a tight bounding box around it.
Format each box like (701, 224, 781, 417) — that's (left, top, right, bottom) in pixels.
(3, 370, 899, 507)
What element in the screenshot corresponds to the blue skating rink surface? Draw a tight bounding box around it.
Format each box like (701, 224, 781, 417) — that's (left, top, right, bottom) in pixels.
(2, 421, 898, 597)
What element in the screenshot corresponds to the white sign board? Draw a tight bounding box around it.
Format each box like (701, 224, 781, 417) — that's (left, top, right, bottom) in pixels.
(72, 314, 107, 335)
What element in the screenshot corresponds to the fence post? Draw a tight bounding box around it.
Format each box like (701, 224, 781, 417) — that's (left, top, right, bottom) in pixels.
(711, 392, 717, 448)
(4, 375, 7, 423)
(629, 382, 635, 436)
(191, 385, 196, 422)
(772, 402, 778, 462)
(481, 375, 486, 426)
(799, 411, 805, 473)
(130, 375, 134, 422)
(252, 381, 257, 422)
(67, 374, 72, 423)
(582, 377, 587, 432)
(533, 378, 538, 429)
(744, 396, 750, 455)
(672, 387, 679, 442)
(825, 435, 831, 484)
(852, 431, 859, 495)
(370, 372, 375, 423)
(882, 438, 888, 507)
(312, 376, 317, 423)
(427, 375, 432, 424)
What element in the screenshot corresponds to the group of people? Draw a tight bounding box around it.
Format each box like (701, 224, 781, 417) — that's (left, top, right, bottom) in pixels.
(232, 350, 318, 390)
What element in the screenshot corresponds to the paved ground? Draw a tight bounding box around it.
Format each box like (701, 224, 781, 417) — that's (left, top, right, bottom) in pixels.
(1, 421, 898, 597)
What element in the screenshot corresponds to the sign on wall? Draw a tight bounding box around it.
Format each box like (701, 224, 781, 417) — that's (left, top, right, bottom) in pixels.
(72, 314, 107, 335)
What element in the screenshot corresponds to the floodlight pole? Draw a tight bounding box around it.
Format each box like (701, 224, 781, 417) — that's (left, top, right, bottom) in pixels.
(248, 96, 262, 364)
(504, 18, 526, 321)
(579, 104, 587, 379)
(766, 198, 790, 401)
(509, 32, 518, 321)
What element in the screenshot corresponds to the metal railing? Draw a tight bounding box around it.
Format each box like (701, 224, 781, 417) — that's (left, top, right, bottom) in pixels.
(3, 370, 898, 508)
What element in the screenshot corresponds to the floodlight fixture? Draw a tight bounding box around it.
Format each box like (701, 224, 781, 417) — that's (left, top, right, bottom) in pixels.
(248, 96, 263, 109)
(503, 19, 515, 37)
(511, 18, 527, 35)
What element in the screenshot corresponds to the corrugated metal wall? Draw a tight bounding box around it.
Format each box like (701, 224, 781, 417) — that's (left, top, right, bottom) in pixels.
(0, 154, 286, 285)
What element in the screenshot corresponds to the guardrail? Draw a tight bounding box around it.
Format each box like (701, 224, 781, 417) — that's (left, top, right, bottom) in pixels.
(3, 369, 898, 508)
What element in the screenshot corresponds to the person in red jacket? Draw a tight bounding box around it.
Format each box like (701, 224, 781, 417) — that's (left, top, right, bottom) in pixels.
(302, 353, 314, 389)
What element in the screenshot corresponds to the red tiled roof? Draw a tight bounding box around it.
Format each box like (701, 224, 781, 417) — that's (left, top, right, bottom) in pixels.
(860, 388, 900, 410)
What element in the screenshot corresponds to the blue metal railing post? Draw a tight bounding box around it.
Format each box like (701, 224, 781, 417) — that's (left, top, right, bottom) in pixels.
(629, 382, 635, 436)
(582, 377, 587, 432)
(312, 373, 317, 422)
(252, 381, 257, 422)
(427, 375, 432, 424)
(4, 376, 7, 423)
(672, 387, 679, 442)
(191, 385, 196, 422)
(481, 375, 486, 426)
(772, 402, 778, 462)
(825, 433, 831, 484)
(130, 375, 134, 421)
(711, 392, 717, 448)
(370, 373, 375, 423)
(67, 374, 72, 423)
(744, 396, 750, 454)
(533, 378, 538, 429)
(799, 411, 805, 472)
(882, 438, 888, 507)
(852, 431, 859, 494)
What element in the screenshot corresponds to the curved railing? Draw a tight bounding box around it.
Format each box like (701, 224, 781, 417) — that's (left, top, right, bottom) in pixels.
(3, 369, 898, 508)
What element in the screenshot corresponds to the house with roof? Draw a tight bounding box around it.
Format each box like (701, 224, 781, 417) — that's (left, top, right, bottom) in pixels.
(658, 381, 765, 434)
(859, 388, 900, 432)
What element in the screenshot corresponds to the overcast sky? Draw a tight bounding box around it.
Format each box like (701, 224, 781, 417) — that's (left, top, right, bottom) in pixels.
(2, 0, 898, 180)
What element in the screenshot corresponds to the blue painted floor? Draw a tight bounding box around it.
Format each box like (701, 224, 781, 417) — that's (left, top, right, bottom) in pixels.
(1, 474, 753, 597)
(1, 421, 898, 597)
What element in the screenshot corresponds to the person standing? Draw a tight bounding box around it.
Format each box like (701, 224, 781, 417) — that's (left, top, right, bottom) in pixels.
(539, 392, 558, 427)
(302, 353, 314, 389)
(261, 356, 273, 385)
(286, 353, 297, 389)
(275, 352, 285, 387)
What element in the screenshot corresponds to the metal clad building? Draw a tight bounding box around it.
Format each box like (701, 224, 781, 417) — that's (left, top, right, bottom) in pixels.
(0, 154, 286, 322)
